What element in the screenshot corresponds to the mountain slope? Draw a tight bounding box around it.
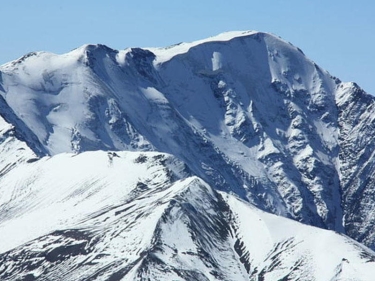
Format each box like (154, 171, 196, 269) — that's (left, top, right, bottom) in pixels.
(1, 30, 375, 256)
(0, 151, 374, 280)
(336, 82, 375, 249)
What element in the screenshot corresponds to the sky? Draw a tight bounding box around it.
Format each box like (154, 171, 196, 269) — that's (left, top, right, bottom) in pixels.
(1, 0, 374, 94)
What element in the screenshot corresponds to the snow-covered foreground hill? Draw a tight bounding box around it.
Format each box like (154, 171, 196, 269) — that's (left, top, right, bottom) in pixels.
(1, 30, 375, 279)
(0, 150, 374, 280)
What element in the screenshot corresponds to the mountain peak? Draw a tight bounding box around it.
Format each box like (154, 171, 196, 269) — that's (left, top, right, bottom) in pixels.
(148, 30, 273, 64)
(72, 43, 118, 58)
(2, 31, 375, 279)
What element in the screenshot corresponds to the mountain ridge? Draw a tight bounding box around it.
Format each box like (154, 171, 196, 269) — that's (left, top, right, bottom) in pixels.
(1, 30, 375, 279)
(1, 150, 375, 280)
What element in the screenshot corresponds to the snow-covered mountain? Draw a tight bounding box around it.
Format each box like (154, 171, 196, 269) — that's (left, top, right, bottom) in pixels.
(1, 31, 375, 279)
(1, 150, 374, 280)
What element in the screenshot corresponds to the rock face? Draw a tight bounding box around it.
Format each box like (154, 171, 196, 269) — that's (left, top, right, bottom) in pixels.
(1, 31, 375, 279)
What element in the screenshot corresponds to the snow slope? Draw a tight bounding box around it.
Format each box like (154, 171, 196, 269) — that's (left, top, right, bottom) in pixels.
(0, 151, 374, 280)
(1, 30, 375, 279)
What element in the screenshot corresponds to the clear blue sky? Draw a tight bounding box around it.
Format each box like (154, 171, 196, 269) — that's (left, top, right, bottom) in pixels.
(2, 1, 374, 94)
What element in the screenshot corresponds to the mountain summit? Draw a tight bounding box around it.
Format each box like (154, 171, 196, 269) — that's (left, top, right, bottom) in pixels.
(1, 31, 375, 280)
